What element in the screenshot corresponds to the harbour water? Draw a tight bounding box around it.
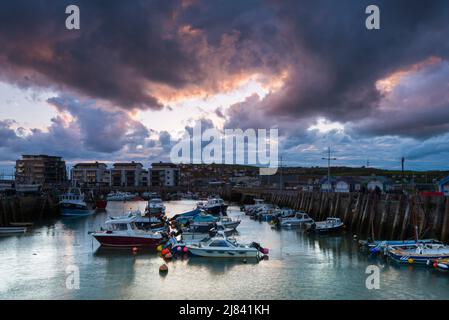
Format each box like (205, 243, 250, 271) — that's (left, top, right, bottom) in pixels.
(1, 200, 449, 300)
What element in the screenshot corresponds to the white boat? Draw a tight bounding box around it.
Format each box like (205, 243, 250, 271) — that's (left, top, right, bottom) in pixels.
(387, 243, 449, 264)
(59, 188, 95, 216)
(242, 198, 265, 212)
(219, 215, 241, 230)
(106, 191, 135, 201)
(186, 232, 267, 258)
(0, 227, 27, 235)
(279, 211, 314, 228)
(306, 217, 344, 233)
(199, 197, 228, 215)
(92, 216, 164, 249)
(118, 210, 167, 231)
(145, 198, 166, 216)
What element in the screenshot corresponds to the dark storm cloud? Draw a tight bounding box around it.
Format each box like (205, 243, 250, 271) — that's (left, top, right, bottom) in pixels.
(2, 0, 449, 164)
(0, 0, 195, 110)
(3, 0, 448, 122)
(261, 0, 449, 123)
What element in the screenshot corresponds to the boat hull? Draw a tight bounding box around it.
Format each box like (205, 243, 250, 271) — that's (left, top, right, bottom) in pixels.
(280, 219, 313, 228)
(205, 205, 228, 215)
(93, 233, 162, 248)
(308, 224, 344, 234)
(222, 220, 240, 230)
(95, 199, 107, 211)
(388, 249, 449, 264)
(187, 247, 259, 258)
(0, 227, 27, 234)
(61, 208, 95, 216)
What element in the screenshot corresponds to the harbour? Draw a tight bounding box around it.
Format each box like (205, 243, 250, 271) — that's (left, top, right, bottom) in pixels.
(2, 199, 449, 300)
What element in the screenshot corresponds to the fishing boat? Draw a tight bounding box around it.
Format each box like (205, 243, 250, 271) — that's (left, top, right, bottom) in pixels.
(186, 232, 268, 258)
(386, 243, 449, 264)
(306, 217, 344, 234)
(199, 197, 228, 215)
(0, 227, 27, 235)
(358, 239, 442, 253)
(145, 198, 166, 216)
(219, 215, 241, 230)
(59, 188, 95, 216)
(250, 204, 279, 220)
(242, 198, 265, 213)
(92, 216, 165, 248)
(277, 211, 314, 228)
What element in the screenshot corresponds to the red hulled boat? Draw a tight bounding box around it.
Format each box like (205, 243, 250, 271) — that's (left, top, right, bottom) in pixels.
(92, 216, 164, 249)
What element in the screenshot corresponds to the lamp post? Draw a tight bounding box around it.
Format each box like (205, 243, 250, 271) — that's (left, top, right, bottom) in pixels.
(322, 146, 336, 192)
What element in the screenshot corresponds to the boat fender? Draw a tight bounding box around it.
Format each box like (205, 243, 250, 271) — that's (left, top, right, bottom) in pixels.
(183, 247, 189, 253)
(408, 258, 414, 264)
(438, 263, 448, 270)
(176, 246, 182, 252)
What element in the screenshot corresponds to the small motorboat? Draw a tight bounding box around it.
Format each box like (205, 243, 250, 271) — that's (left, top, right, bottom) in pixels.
(387, 243, 449, 265)
(218, 215, 241, 230)
(358, 239, 442, 254)
(242, 199, 265, 214)
(92, 216, 165, 249)
(199, 197, 228, 215)
(186, 232, 268, 258)
(306, 217, 344, 234)
(119, 210, 167, 231)
(0, 227, 27, 235)
(145, 198, 166, 216)
(278, 211, 314, 228)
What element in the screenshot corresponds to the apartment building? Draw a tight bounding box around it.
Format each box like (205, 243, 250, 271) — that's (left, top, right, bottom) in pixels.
(71, 162, 108, 187)
(111, 162, 143, 187)
(15, 155, 67, 186)
(150, 162, 180, 187)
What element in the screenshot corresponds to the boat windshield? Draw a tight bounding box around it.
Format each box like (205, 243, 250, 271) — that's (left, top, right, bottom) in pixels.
(109, 223, 129, 231)
(209, 240, 230, 247)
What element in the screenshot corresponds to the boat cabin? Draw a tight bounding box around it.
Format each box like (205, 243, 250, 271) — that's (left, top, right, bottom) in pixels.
(60, 188, 85, 202)
(104, 217, 140, 232)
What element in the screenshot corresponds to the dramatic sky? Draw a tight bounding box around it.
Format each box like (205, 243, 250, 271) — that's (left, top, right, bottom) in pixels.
(1, 0, 449, 172)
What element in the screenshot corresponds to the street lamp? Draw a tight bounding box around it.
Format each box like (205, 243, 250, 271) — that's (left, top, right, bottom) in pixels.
(322, 146, 336, 192)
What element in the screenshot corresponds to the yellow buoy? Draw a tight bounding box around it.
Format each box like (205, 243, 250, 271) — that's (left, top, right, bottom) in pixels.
(408, 258, 414, 264)
(157, 245, 163, 252)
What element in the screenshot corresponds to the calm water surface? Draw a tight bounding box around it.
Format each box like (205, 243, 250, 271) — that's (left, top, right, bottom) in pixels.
(1, 200, 449, 300)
